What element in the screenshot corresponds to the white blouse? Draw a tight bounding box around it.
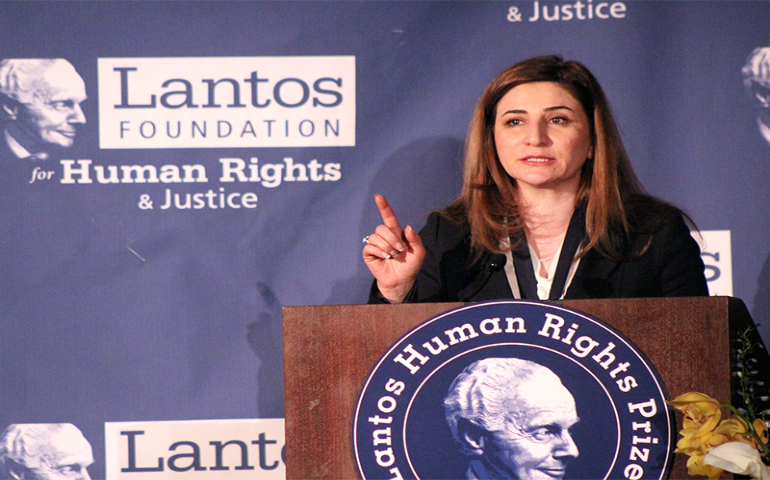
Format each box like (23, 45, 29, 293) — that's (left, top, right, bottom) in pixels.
(503, 241, 582, 300)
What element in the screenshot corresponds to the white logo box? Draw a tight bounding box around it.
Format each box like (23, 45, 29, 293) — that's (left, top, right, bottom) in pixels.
(692, 230, 733, 297)
(105, 418, 285, 479)
(98, 56, 356, 148)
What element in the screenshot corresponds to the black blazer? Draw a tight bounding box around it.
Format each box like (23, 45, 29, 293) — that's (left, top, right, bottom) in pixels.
(370, 211, 709, 303)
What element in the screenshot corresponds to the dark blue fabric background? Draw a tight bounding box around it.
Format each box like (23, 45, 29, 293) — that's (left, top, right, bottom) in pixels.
(0, 2, 768, 477)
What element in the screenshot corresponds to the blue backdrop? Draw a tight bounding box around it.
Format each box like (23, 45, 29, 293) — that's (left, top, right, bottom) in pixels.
(0, 1, 768, 478)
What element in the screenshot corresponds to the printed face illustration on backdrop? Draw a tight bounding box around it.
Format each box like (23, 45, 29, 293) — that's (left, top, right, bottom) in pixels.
(0, 423, 94, 480)
(743, 47, 770, 145)
(0, 59, 87, 159)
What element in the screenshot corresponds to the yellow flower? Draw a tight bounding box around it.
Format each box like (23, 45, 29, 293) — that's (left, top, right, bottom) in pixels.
(686, 453, 725, 479)
(675, 429, 701, 453)
(670, 392, 770, 479)
(753, 418, 769, 445)
(702, 431, 732, 450)
(675, 429, 730, 459)
(669, 392, 722, 434)
(715, 418, 750, 443)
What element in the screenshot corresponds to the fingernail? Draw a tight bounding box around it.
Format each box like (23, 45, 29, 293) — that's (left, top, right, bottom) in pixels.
(389, 250, 399, 258)
(382, 252, 391, 259)
(395, 242, 405, 252)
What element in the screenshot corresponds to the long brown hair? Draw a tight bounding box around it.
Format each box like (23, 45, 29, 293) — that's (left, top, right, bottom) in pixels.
(444, 55, 677, 261)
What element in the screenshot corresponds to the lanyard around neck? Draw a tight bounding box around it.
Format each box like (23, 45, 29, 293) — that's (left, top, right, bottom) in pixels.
(510, 207, 586, 300)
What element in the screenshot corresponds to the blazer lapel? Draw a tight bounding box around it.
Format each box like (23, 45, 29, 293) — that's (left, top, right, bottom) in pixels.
(566, 249, 619, 298)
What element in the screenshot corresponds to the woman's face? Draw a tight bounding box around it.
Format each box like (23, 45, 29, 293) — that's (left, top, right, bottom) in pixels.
(493, 82, 592, 194)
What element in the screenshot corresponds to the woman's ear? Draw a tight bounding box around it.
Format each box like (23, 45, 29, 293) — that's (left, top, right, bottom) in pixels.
(457, 418, 487, 456)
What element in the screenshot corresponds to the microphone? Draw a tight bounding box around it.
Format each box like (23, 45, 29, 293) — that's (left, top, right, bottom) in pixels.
(488, 253, 507, 272)
(459, 253, 507, 302)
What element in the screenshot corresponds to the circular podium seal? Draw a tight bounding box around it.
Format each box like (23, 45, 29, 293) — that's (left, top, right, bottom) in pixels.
(352, 300, 675, 480)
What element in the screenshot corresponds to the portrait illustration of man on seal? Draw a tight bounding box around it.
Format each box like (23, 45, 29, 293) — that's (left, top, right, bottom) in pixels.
(443, 358, 580, 480)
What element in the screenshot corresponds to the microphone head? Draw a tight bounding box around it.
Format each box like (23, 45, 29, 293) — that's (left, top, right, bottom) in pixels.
(488, 253, 507, 271)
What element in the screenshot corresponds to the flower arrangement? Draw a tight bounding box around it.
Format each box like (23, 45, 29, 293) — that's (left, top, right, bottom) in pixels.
(669, 392, 769, 479)
(669, 325, 770, 479)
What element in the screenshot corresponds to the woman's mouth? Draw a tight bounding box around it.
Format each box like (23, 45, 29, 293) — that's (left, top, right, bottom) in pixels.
(522, 156, 554, 163)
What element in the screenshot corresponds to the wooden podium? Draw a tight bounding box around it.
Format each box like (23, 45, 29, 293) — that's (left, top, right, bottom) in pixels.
(283, 297, 764, 479)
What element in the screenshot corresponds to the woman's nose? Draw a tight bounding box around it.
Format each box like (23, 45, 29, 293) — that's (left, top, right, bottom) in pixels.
(525, 120, 549, 146)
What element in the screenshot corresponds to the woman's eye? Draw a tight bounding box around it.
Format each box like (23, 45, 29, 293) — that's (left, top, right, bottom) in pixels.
(550, 117, 567, 124)
(505, 118, 523, 126)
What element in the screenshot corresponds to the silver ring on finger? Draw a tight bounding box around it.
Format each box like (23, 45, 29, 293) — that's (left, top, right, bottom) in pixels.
(362, 235, 370, 245)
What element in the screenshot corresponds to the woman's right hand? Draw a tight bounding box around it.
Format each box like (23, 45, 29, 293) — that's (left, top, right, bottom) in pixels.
(362, 194, 426, 303)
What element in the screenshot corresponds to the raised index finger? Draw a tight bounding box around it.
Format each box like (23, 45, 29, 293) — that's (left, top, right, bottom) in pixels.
(374, 194, 402, 232)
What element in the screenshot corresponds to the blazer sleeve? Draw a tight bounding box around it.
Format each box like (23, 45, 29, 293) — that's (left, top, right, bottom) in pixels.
(657, 213, 710, 296)
(566, 212, 709, 299)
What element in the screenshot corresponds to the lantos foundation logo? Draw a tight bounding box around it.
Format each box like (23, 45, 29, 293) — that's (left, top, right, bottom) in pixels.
(97, 57, 355, 149)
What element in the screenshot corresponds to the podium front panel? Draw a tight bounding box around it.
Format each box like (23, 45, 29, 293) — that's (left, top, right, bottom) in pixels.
(283, 297, 748, 479)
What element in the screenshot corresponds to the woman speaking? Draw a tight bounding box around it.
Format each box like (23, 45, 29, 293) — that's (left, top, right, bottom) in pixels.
(363, 55, 708, 303)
